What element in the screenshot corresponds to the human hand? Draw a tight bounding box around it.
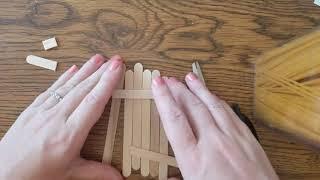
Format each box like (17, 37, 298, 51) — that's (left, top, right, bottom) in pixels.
(152, 73, 279, 180)
(0, 54, 124, 180)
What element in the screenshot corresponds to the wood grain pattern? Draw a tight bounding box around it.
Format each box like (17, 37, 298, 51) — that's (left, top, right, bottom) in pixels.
(1, 0, 320, 179)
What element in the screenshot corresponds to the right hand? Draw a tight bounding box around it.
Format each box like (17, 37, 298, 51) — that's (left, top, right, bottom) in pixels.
(152, 73, 279, 180)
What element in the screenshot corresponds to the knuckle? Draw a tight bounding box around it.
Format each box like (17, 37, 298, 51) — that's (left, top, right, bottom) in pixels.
(84, 92, 103, 105)
(170, 108, 185, 121)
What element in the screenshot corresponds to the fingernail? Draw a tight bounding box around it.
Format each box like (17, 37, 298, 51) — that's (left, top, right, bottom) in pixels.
(153, 76, 165, 86)
(92, 54, 104, 64)
(68, 65, 78, 73)
(108, 57, 123, 71)
(187, 72, 198, 81)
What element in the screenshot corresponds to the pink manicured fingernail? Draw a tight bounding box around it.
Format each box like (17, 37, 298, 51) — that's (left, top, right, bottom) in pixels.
(68, 65, 78, 73)
(108, 58, 123, 71)
(153, 76, 165, 86)
(187, 72, 198, 81)
(92, 54, 104, 64)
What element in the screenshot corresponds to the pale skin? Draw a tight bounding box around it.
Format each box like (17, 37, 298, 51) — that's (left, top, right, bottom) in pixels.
(0, 55, 279, 180)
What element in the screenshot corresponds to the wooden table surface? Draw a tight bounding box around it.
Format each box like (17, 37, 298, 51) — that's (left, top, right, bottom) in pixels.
(1, 0, 320, 179)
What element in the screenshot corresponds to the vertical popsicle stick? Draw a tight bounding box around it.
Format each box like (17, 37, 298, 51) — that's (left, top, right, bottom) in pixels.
(159, 72, 169, 180)
(122, 70, 134, 177)
(141, 70, 152, 176)
(192, 61, 206, 85)
(132, 63, 143, 170)
(150, 70, 160, 177)
(102, 65, 126, 164)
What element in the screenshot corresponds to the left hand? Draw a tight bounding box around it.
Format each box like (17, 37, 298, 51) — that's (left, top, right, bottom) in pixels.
(0, 54, 124, 180)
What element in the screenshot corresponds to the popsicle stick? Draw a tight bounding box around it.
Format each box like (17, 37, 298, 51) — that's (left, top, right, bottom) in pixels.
(150, 70, 161, 177)
(132, 63, 143, 170)
(130, 146, 178, 168)
(159, 122, 169, 180)
(141, 70, 152, 176)
(192, 61, 206, 85)
(112, 90, 153, 99)
(26, 55, 58, 71)
(102, 65, 126, 164)
(122, 70, 134, 177)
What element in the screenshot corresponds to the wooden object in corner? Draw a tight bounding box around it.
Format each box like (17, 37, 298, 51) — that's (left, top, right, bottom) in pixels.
(255, 30, 320, 147)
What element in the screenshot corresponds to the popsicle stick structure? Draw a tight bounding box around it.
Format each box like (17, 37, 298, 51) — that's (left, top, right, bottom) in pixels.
(103, 63, 177, 179)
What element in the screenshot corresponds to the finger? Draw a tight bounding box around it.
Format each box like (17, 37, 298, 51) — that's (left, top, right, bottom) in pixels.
(53, 56, 115, 116)
(30, 65, 78, 107)
(66, 57, 124, 144)
(70, 158, 123, 180)
(220, 101, 253, 137)
(185, 72, 241, 135)
(164, 77, 218, 138)
(41, 54, 105, 110)
(152, 76, 197, 154)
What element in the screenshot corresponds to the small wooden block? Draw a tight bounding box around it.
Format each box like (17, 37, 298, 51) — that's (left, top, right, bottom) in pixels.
(26, 55, 58, 71)
(42, 37, 58, 50)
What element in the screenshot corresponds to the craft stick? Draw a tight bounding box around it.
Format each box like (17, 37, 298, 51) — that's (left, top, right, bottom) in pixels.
(193, 61, 206, 85)
(26, 55, 58, 71)
(150, 70, 161, 177)
(129, 146, 178, 168)
(112, 90, 153, 99)
(102, 65, 126, 164)
(42, 37, 58, 50)
(141, 70, 152, 176)
(159, 100, 169, 179)
(132, 63, 143, 170)
(122, 70, 134, 177)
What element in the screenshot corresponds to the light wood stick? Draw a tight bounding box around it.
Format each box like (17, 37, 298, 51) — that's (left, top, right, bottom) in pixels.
(130, 146, 178, 168)
(132, 63, 143, 170)
(122, 70, 134, 177)
(192, 61, 206, 85)
(141, 70, 152, 176)
(112, 89, 153, 99)
(102, 65, 126, 164)
(26, 55, 58, 71)
(150, 70, 160, 177)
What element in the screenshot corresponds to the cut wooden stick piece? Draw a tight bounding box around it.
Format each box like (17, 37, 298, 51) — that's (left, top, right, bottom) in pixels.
(26, 55, 58, 71)
(112, 90, 153, 99)
(132, 63, 143, 170)
(102, 65, 126, 164)
(192, 61, 205, 85)
(130, 146, 178, 168)
(42, 37, 58, 50)
(122, 70, 134, 177)
(150, 70, 161, 177)
(141, 70, 152, 177)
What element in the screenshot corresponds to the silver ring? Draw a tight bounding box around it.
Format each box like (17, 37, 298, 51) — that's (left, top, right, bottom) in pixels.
(49, 91, 63, 102)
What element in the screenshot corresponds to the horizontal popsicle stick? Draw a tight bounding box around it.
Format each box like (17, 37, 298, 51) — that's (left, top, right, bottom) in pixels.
(129, 146, 178, 168)
(26, 55, 58, 71)
(112, 89, 153, 99)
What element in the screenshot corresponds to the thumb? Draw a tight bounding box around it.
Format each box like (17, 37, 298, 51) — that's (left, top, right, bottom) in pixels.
(69, 158, 123, 180)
